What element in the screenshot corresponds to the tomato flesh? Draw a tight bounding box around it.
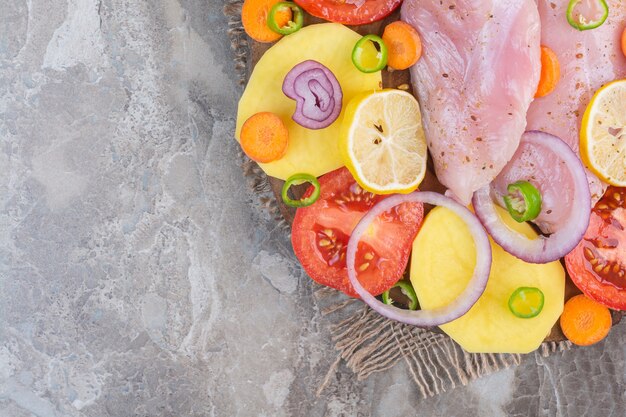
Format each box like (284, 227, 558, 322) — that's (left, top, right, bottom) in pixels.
(292, 167, 424, 298)
(565, 186, 626, 310)
(294, 0, 403, 25)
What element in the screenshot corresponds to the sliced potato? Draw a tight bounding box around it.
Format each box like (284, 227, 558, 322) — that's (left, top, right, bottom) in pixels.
(236, 23, 382, 180)
(411, 206, 565, 353)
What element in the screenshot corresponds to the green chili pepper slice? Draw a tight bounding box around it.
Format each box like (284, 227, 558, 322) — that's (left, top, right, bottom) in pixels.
(567, 0, 609, 31)
(508, 287, 544, 319)
(281, 173, 320, 208)
(352, 35, 388, 73)
(382, 281, 419, 311)
(267, 2, 304, 36)
(503, 180, 542, 223)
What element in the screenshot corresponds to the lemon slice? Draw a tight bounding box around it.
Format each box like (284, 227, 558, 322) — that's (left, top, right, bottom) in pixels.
(340, 89, 427, 194)
(580, 79, 626, 186)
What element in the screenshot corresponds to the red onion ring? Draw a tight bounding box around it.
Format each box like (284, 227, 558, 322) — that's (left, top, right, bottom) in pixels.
(346, 191, 492, 327)
(472, 131, 591, 264)
(282, 60, 343, 130)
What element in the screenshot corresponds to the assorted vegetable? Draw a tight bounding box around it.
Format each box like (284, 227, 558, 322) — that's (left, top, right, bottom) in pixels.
(566, 0, 609, 31)
(382, 281, 419, 310)
(508, 287, 545, 319)
(535, 46, 560, 98)
(565, 186, 626, 311)
(268, 2, 304, 35)
(291, 167, 424, 298)
(352, 35, 388, 73)
(411, 205, 564, 353)
(503, 181, 542, 223)
(242, 0, 290, 43)
(282, 60, 343, 129)
(382, 21, 423, 70)
(473, 131, 591, 264)
(240, 112, 289, 163)
(560, 294, 611, 346)
(236, 23, 381, 180)
(346, 192, 492, 327)
(293, 0, 403, 26)
(236, 3, 626, 351)
(281, 173, 320, 207)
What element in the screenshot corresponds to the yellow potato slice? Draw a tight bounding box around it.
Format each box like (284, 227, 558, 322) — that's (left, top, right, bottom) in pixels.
(236, 23, 382, 180)
(411, 206, 565, 354)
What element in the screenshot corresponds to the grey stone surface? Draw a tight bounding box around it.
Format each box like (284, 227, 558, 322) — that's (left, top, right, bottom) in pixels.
(1, 1, 625, 416)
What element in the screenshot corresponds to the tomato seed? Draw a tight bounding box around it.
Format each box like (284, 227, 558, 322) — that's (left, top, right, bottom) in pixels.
(358, 262, 370, 272)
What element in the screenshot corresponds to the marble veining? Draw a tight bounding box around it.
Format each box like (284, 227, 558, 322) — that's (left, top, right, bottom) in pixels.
(1, 1, 625, 416)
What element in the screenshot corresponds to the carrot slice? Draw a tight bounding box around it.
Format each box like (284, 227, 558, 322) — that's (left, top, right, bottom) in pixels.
(382, 21, 422, 71)
(535, 46, 560, 98)
(242, 0, 291, 43)
(240, 112, 289, 163)
(621, 27, 626, 59)
(560, 294, 611, 346)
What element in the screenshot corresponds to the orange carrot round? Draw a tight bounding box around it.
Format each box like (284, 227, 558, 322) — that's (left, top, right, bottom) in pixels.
(535, 45, 560, 98)
(240, 112, 289, 163)
(621, 26, 626, 59)
(382, 21, 422, 71)
(242, 0, 291, 43)
(560, 294, 611, 346)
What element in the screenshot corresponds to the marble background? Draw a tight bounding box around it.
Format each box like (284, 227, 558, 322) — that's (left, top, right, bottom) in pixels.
(1, 1, 625, 416)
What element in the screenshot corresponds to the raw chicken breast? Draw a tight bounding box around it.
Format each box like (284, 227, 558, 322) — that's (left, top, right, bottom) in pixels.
(491, 131, 586, 235)
(401, 0, 541, 204)
(527, 0, 626, 202)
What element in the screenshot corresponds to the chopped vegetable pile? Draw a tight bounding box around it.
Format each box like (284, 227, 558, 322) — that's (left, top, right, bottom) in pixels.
(236, 0, 626, 353)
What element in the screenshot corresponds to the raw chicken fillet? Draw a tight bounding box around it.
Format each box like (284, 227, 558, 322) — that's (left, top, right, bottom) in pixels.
(402, 0, 541, 204)
(527, 0, 626, 203)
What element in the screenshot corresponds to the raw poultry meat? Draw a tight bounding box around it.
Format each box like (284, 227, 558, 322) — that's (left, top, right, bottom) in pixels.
(401, 0, 541, 204)
(490, 131, 588, 235)
(527, 0, 626, 202)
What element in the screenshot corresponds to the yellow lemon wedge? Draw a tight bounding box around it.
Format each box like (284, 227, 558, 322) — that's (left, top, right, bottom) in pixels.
(580, 79, 626, 187)
(340, 89, 427, 194)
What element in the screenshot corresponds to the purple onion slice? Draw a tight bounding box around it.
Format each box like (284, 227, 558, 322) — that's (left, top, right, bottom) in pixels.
(282, 60, 343, 130)
(472, 131, 591, 264)
(346, 191, 492, 327)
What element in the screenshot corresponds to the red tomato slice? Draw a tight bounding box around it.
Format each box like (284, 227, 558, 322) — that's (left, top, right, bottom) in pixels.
(565, 186, 626, 310)
(294, 0, 403, 25)
(292, 167, 424, 298)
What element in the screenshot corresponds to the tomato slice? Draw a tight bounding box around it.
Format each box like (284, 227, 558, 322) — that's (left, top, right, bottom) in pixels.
(565, 186, 626, 310)
(292, 167, 424, 298)
(294, 0, 403, 25)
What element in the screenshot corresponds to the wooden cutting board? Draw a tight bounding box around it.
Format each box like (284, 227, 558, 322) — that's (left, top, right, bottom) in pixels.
(245, 9, 623, 343)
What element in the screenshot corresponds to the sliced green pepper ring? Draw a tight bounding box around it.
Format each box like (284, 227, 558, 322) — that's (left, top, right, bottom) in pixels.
(352, 34, 388, 73)
(567, 0, 609, 31)
(508, 287, 544, 319)
(503, 180, 542, 223)
(281, 173, 320, 208)
(267, 2, 304, 36)
(382, 281, 419, 311)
